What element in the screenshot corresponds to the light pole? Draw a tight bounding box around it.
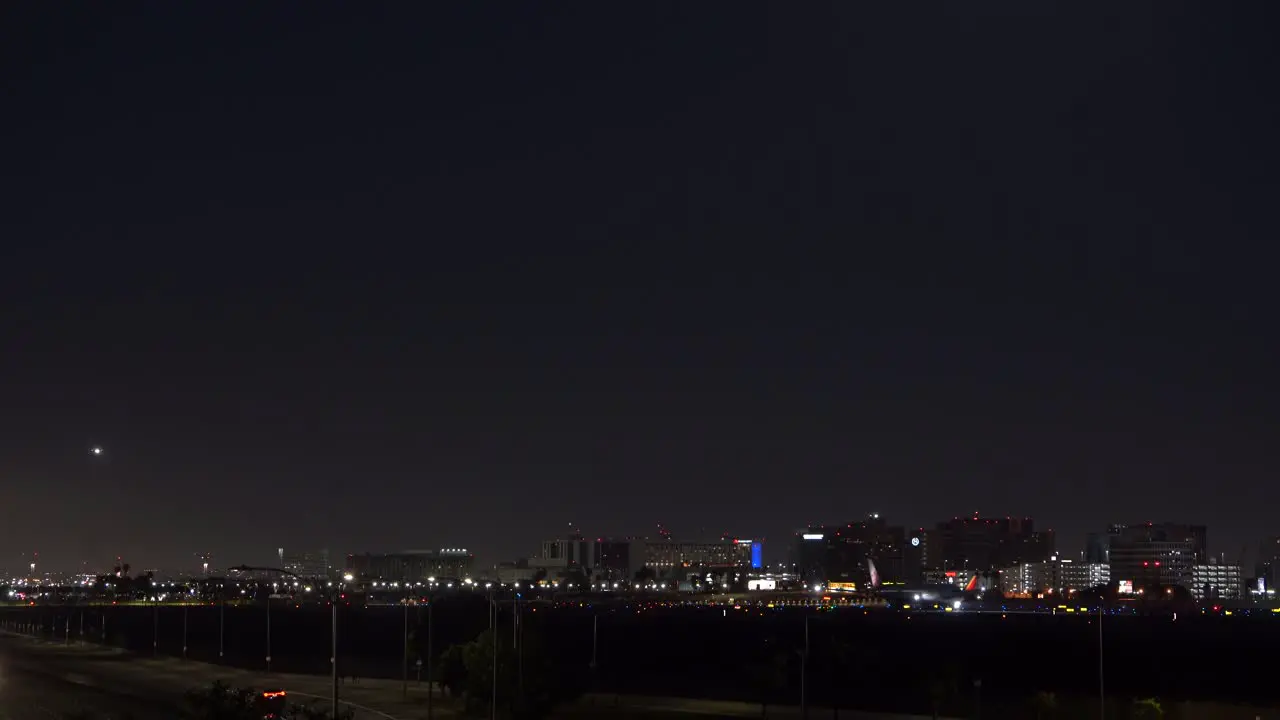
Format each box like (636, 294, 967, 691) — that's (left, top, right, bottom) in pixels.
(331, 591, 339, 720)
(226, 566, 301, 678)
(800, 614, 809, 720)
(1098, 604, 1105, 720)
(427, 592, 434, 720)
(182, 603, 189, 660)
(515, 591, 523, 707)
(590, 613, 598, 681)
(402, 586, 409, 698)
(266, 592, 272, 672)
(219, 589, 225, 662)
(488, 585, 497, 720)
(152, 597, 158, 657)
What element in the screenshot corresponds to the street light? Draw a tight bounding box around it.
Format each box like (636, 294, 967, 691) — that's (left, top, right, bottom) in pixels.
(427, 593, 434, 720)
(227, 566, 301, 677)
(1099, 604, 1105, 720)
(266, 591, 273, 672)
(800, 614, 810, 719)
(219, 583, 225, 662)
(402, 586, 409, 698)
(490, 586, 497, 720)
(228, 566, 342, 719)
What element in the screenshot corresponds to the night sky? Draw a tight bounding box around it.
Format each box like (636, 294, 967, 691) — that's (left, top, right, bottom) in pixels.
(3, 3, 1277, 574)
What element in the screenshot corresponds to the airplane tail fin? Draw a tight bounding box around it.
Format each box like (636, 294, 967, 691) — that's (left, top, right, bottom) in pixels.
(867, 558, 881, 589)
(964, 573, 979, 593)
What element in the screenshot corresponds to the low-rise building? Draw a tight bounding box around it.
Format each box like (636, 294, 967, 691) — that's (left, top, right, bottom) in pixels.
(536, 535, 646, 581)
(1190, 562, 1242, 600)
(346, 549, 474, 582)
(1054, 559, 1110, 592)
(279, 548, 331, 579)
(1002, 563, 1048, 596)
(1001, 558, 1109, 596)
(1107, 522, 1205, 590)
(793, 515, 918, 587)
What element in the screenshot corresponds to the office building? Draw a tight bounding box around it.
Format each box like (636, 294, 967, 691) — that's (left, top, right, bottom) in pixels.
(278, 548, 330, 579)
(1055, 559, 1110, 592)
(346, 549, 474, 582)
(1001, 557, 1109, 596)
(932, 514, 1055, 572)
(1002, 562, 1049, 596)
(1107, 522, 1206, 590)
(1084, 533, 1110, 564)
(794, 515, 918, 587)
(644, 537, 758, 574)
(535, 534, 646, 581)
(1257, 536, 1280, 592)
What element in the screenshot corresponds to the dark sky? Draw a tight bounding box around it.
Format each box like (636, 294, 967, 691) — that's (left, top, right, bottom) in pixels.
(3, 3, 1277, 574)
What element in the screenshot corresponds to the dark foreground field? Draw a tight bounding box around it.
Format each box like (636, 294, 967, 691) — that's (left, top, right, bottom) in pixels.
(3, 601, 1276, 718)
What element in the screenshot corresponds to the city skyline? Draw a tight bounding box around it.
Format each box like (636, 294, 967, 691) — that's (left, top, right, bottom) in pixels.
(1, 511, 1249, 576)
(4, 5, 1277, 575)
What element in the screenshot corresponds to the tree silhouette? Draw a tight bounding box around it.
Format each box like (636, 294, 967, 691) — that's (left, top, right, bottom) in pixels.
(1132, 697, 1164, 718)
(185, 680, 259, 719)
(826, 637, 853, 718)
(435, 644, 468, 697)
(749, 650, 790, 718)
(924, 665, 959, 720)
(454, 626, 582, 718)
(1030, 690, 1058, 719)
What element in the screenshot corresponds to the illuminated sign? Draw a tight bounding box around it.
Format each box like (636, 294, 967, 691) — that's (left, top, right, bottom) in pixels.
(802, 534, 824, 540)
(747, 579, 777, 591)
(910, 537, 920, 547)
(735, 539, 753, 544)
(828, 582, 857, 592)
(1118, 580, 1134, 595)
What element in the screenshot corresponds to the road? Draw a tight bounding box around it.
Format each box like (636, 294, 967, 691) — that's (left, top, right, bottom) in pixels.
(0, 633, 948, 719)
(0, 636, 373, 720)
(0, 643, 180, 719)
